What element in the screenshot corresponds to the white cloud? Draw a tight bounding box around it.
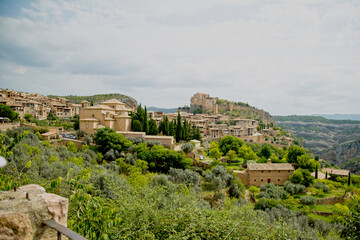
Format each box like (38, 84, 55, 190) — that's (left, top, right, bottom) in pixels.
(0, 0, 359, 115)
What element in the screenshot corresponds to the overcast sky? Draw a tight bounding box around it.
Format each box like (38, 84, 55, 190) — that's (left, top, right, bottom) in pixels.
(0, 0, 359, 115)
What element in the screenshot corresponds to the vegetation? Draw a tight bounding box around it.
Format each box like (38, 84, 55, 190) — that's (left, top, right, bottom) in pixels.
(48, 93, 136, 105)
(1, 126, 359, 239)
(0, 103, 19, 121)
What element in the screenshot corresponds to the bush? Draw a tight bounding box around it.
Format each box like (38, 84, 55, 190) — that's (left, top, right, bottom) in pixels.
(284, 181, 306, 195)
(299, 196, 316, 205)
(258, 183, 288, 200)
(181, 143, 194, 153)
(168, 168, 200, 186)
(314, 181, 330, 193)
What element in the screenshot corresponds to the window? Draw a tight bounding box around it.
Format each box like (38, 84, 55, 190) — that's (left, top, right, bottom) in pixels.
(278, 179, 280, 181)
(268, 171, 270, 173)
(254, 179, 256, 182)
(261, 171, 263, 173)
(278, 170, 280, 173)
(261, 179, 263, 182)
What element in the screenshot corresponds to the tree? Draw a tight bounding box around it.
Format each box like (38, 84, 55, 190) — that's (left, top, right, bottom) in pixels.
(47, 112, 58, 121)
(289, 168, 313, 187)
(260, 145, 272, 159)
(93, 128, 133, 156)
(0, 103, 19, 121)
(210, 147, 222, 160)
(175, 112, 182, 142)
(181, 143, 194, 153)
(24, 114, 33, 122)
(143, 106, 149, 134)
(73, 114, 80, 130)
(348, 171, 351, 186)
(132, 120, 142, 132)
(219, 136, 244, 155)
(287, 145, 306, 163)
(226, 150, 237, 163)
(297, 155, 318, 172)
(148, 119, 158, 135)
(315, 165, 318, 179)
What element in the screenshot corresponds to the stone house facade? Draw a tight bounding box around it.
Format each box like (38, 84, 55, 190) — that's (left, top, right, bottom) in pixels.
(235, 163, 295, 186)
(79, 99, 132, 135)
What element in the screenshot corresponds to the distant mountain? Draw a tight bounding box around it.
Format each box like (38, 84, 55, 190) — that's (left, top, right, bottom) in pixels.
(313, 114, 360, 121)
(48, 93, 137, 109)
(147, 106, 178, 113)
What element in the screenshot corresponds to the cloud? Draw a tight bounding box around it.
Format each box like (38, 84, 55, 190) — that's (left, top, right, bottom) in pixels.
(0, 0, 359, 115)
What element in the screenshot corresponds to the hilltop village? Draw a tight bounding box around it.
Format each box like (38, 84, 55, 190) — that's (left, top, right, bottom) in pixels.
(0, 88, 359, 239)
(0, 88, 293, 147)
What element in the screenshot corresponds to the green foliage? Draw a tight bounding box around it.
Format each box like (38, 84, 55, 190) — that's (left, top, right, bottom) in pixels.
(219, 136, 244, 155)
(284, 181, 305, 195)
(289, 168, 314, 187)
(287, 145, 306, 163)
(24, 114, 33, 122)
(258, 183, 288, 200)
(0, 103, 19, 121)
(136, 144, 190, 172)
(181, 142, 194, 153)
(209, 147, 222, 160)
(300, 196, 316, 205)
(314, 181, 330, 193)
(260, 145, 272, 159)
(93, 128, 133, 155)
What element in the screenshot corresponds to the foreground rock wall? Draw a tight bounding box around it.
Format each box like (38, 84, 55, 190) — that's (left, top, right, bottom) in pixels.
(0, 184, 68, 240)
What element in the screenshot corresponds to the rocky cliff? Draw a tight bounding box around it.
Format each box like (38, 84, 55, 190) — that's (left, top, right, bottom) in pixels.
(320, 138, 360, 167)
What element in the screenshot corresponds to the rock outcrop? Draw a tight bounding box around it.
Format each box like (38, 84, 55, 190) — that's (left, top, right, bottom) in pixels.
(0, 184, 68, 240)
(320, 139, 360, 167)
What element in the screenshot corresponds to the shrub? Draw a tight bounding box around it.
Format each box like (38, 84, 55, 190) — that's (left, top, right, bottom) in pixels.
(181, 143, 194, 153)
(299, 196, 316, 205)
(258, 183, 288, 200)
(314, 181, 330, 193)
(168, 168, 200, 186)
(284, 181, 306, 195)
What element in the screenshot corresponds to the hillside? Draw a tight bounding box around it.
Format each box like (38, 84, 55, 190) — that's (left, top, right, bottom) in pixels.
(148, 106, 178, 113)
(313, 114, 360, 121)
(274, 115, 360, 169)
(48, 93, 137, 108)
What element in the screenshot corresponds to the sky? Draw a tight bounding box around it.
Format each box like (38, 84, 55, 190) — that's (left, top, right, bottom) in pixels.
(0, 0, 359, 115)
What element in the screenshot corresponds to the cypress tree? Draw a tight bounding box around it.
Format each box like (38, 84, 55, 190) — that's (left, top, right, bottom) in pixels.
(183, 119, 189, 141)
(325, 171, 328, 179)
(143, 106, 149, 134)
(149, 119, 158, 135)
(164, 116, 169, 136)
(315, 165, 318, 179)
(348, 171, 351, 186)
(176, 112, 182, 142)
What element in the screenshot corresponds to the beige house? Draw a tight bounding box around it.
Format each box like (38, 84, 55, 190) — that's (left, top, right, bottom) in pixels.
(79, 99, 132, 135)
(235, 163, 295, 186)
(322, 168, 350, 177)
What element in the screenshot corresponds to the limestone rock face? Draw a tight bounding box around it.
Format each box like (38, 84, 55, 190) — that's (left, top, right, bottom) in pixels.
(40, 193, 68, 227)
(0, 184, 69, 240)
(0, 212, 33, 240)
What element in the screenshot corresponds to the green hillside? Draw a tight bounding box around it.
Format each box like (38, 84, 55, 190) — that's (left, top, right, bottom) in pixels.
(48, 93, 137, 105)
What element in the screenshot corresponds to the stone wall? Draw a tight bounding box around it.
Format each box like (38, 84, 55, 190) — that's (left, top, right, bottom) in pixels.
(0, 184, 68, 240)
(0, 122, 20, 132)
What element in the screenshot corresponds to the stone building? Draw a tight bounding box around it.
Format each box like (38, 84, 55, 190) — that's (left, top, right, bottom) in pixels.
(235, 163, 295, 186)
(79, 99, 132, 135)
